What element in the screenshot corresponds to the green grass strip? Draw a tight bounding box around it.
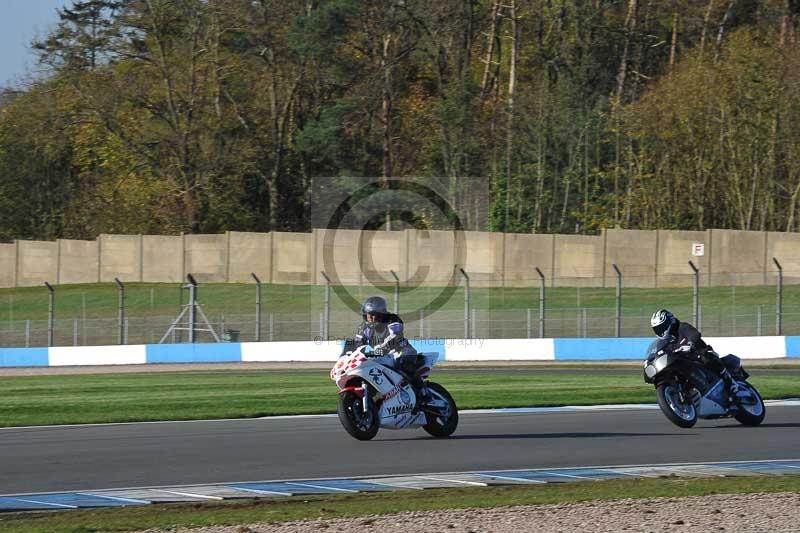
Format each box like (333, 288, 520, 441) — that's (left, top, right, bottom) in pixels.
(2, 475, 799, 533)
(1, 367, 798, 427)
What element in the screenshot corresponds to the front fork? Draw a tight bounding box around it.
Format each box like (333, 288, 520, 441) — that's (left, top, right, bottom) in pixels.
(362, 382, 370, 414)
(676, 382, 687, 403)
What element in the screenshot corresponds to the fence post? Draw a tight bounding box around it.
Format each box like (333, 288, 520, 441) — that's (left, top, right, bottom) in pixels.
(688, 261, 700, 328)
(612, 264, 622, 337)
(757, 305, 762, 336)
(44, 282, 55, 347)
(773, 258, 783, 336)
(320, 271, 331, 340)
(390, 270, 400, 315)
(582, 308, 588, 337)
(459, 268, 470, 339)
(535, 267, 546, 338)
(269, 312, 274, 341)
(114, 277, 125, 345)
(186, 274, 198, 343)
(471, 308, 477, 339)
(252, 273, 262, 342)
(527, 308, 532, 339)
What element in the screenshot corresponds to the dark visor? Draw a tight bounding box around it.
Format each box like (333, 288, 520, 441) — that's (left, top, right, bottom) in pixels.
(653, 321, 670, 337)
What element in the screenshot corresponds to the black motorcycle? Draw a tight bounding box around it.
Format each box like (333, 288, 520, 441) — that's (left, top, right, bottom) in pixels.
(643, 338, 766, 428)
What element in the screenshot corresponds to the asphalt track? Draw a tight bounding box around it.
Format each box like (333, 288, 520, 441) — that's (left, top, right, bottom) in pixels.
(1, 404, 799, 495)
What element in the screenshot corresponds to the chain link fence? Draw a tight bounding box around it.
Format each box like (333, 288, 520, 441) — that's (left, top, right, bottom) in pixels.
(4, 305, 800, 348)
(0, 275, 798, 348)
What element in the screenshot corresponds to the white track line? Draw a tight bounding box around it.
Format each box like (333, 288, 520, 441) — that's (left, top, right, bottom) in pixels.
(286, 482, 358, 493)
(416, 476, 487, 487)
(474, 473, 546, 484)
(78, 492, 150, 504)
(156, 489, 224, 500)
(11, 498, 76, 508)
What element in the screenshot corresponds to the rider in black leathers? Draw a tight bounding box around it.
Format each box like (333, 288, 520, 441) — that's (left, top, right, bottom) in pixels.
(342, 296, 429, 410)
(650, 309, 748, 402)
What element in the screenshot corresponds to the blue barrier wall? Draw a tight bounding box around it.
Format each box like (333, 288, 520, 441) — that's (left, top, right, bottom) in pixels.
(553, 338, 652, 361)
(0, 336, 797, 367)
(145, 344, 242, 364)
(785, 337, 800, 358)
(0, 348, 49, 367)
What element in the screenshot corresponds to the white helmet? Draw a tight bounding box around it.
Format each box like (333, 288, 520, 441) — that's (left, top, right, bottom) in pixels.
(650, 309, 676, 338)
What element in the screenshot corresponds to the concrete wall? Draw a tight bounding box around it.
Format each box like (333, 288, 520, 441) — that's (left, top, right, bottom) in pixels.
(0, 243, 15, 287)
(272, 232, 313, 284)
(58, 239, 98, 284)
(99, 234, 141, 283)
(142, 235, 182, 282)
(552, 234, 604, 287)
(656, 230, 708, 287)
(184, 234, 227, 282)
(604, 229, 657, 288)
(462, 231, 504, 287)
(2, 228, 799, 288)
(315, 229, 362, 284)
(503, 234, 554, 288)
(228, 231, 270, 283)
(17, 240, 58, 287)
(359, 230, 403, 286)
(407, 229, 459, 286)
(709, 229, 766, 286)
(765, 232, 800, 284)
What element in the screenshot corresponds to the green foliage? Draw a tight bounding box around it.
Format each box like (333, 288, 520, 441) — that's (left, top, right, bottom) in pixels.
(3, 1, 800, 238)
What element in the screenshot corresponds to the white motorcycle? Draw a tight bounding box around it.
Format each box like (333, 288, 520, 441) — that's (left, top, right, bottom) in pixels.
(330, 346, 458, 441)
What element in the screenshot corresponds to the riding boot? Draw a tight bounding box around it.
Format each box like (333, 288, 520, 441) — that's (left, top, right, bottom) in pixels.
(720, 368, 746, 403)
(409, 373, 429, 414)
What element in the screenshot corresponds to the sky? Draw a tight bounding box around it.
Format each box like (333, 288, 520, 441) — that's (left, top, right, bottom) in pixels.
(1, 0, 74, 88)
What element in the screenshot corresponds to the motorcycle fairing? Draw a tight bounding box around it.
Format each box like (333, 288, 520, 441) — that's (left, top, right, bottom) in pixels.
(333, 351, 435, 429)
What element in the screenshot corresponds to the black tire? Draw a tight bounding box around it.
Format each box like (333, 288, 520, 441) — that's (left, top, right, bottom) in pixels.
(734, 382, 766, 426)
(422, 382, 458, 438)
(656, 382, 697, 428)
(337, 389, 380, 441)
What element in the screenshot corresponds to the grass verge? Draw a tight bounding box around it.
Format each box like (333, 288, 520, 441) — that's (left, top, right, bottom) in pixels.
(1, 475, 799, 533)
(1, 366, 798, 427)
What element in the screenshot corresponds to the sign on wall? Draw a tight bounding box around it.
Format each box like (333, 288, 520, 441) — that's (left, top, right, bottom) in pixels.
(692, 243, 705, 257)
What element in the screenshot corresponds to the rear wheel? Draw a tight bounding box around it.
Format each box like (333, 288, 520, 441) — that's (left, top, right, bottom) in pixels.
(337, 389, 380, 441)
(656, 382, 697, 428)
(422, 382, 458, 438)
(734, 382, 766, 426)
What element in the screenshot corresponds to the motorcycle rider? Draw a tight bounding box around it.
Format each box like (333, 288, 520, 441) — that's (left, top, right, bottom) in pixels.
(342, 296, 430, 412)
(650, 309, 748, 402)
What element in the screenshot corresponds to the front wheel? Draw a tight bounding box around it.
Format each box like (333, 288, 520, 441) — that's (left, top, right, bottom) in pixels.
(337, 389, 380, 441)
(422, 382, 458, 438)
(656, 382, 697, 428)
(734, 382, 766, 426)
